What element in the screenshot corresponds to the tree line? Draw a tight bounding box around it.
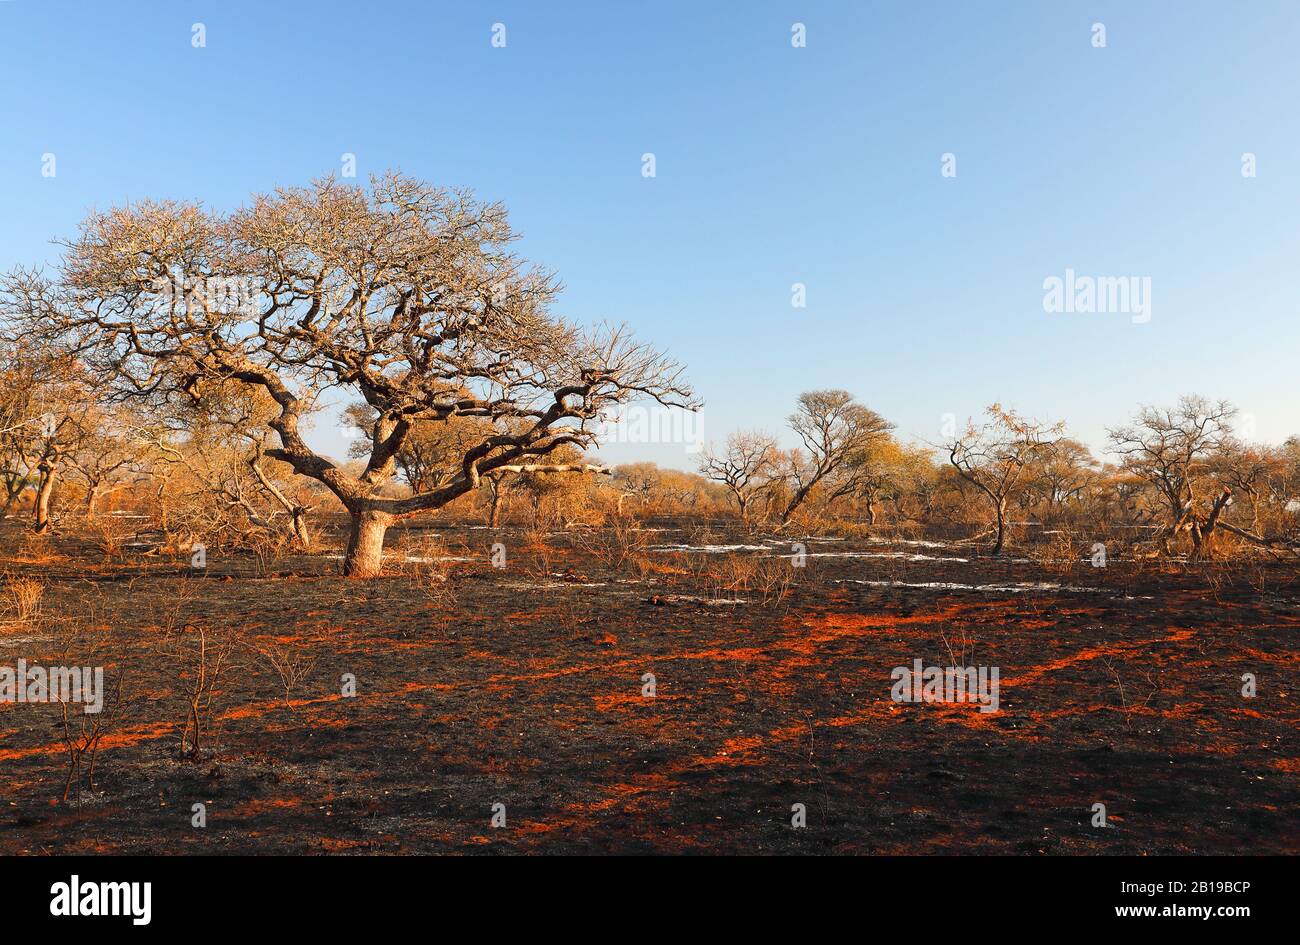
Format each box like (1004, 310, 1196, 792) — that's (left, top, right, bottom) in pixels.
(2, 173, 1296, 572)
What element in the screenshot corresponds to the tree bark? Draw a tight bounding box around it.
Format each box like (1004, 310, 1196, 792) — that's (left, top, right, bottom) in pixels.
(990, 499, 1007, 556)
(84, 481, 102, 520)
(343, 509, 392, 578)
(249, 458, 313, 550)
(291, 507, 313, 552)
(487, 479, 504, 528)
(33, 465, 57, 532)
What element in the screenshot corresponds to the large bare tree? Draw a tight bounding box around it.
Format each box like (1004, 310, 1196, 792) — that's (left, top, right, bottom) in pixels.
(3, 173, 694, 575)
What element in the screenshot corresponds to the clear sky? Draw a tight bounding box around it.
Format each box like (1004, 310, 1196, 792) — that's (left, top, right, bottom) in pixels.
(2, 1, 1297, 470)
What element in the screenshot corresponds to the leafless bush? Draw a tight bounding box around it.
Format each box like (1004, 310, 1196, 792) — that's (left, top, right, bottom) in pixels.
(574, 515, 652, 572)
(16, 530, 56, 564)
(245, 528, 290, 577)
(254, 641, 318, 704)
(153, 624, 244, 759)
(2, 573, 45, 631)
(940, 626, 977, 668)
(752, 556, 798, 607)
(49, 609, 139, 805)
(523, 529, 556, 580)
(1031, 530, 1080, 576)
(692, 553, 797, 607)
(685, 524, 723, 548)
(89, 515, 134, 560)
(57, 672, 133, 804)
(400, 535, 459, 609)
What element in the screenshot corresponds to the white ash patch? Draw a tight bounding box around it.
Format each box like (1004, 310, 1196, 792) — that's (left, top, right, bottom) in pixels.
(0, 634, 53, 647)
(501, 581, 609, 591)
(865, 538, 961, 550)
(649, 543, 774, 553)
(835, 578, 1114, 594)
(775, 551, 971, 563)
(647, 594, 748, 606)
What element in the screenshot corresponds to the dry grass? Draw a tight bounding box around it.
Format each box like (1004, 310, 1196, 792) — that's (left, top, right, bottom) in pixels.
(1031, 531, 1081, 576)
(573, 515, 651, 572)
(2, 573, 46, 631)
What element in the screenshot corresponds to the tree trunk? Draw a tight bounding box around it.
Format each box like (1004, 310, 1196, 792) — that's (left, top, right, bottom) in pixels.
(343, 509, 392, 578)
(1189, 487, 1233, 561)
(489, 486, 503, 528)
(989, 499, 1006, 555)
(291, 507, 313, 551)
(34, 465, 57, 533)
(780, 485, 812, 526)
(85, 481, 102, 520)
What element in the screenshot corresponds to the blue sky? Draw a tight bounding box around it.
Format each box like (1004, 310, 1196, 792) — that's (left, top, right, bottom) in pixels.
(2, 1, 1297, 470)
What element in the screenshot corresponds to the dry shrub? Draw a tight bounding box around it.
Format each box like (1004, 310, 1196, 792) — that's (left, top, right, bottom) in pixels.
(685, 524, 723, 548)
(747, 555, 798, 607)
(254, 641, 318, 704)
(1031, 531, 1081, 576)
(151, 623, 246, 760)
(628, 551, 657, 581)
(827, 521, 876, 540)
(2, 573, 45, 631)
(244, 529, 289, 577)
(696, 552, 799, 607)
(522, 531, 556, 580)
(90, 515, 134, 559)
(17, 530, 56, 564)
(400, 535, 459, 609)
(710, 555, 759, 596)
(575, 516, 651, 572)
(57, 671, 133, 804)
(49, 603, 140, 805)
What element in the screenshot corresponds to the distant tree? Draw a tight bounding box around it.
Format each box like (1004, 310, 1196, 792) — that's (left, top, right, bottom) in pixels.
(779, 390, 893, 525)
(66, 402, 150, 519)
(1212, 443, 1283, 534)
(833, 436, 923, 526)
(144, 381, 321, 550)
(947, 404, 1063, 555)
(1107, 396, 1236, 558)
(892, 445, 942, 522)
(1030, 438, 1097, 522)
(0, 345, 96, 531)
(698, 431, 781, 527)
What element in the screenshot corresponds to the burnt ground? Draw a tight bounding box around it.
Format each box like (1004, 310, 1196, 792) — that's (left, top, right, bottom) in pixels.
(0, 519, 1296, 855)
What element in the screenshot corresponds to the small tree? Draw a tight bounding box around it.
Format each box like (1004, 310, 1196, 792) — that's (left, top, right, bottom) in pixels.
(778, 390, 893, 525)
(834, 436, 919, 527)
(66, 402, 150, 519)
(947, 404, 1063, 555)
(698, 431, 780, 527)
(1024, 437, 1097, 525)
(0, 345, 96, 531)
(1107, 396, 1236, 558)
